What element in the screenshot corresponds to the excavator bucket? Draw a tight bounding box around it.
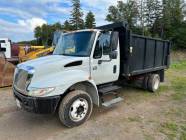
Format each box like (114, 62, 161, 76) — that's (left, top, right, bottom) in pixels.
(0, 52, 15, 88)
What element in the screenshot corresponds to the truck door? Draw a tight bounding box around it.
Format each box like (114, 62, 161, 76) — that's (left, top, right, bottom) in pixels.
(91, 31, 120, 85)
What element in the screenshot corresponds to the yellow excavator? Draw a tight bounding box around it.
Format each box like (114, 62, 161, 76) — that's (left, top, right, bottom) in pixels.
(0, 31, 62, 88)
(18, 45, 54, 62)
(19, 31, 62, 62)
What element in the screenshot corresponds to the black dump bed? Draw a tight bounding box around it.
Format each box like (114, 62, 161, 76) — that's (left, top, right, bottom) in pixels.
(96, 22, 171, 77)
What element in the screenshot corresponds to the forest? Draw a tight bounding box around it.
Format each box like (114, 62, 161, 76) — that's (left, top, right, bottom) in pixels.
(20, 0, 186, 50)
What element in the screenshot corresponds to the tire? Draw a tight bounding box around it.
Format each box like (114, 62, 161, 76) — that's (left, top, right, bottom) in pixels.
(58, 90, 93, 127)
(143, 75, 149, 89)
(147, 74, 160, 92)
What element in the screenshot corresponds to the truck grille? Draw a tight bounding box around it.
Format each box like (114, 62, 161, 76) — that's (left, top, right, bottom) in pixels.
(14, 69, 29, 94)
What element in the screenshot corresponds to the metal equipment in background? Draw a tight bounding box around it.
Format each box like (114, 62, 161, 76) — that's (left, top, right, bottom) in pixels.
(0, 47, 15, 88)
(0, 31, 63, 88)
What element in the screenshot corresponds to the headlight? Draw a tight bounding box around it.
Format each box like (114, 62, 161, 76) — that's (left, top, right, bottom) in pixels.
(13, 67, 18, 79)
(28, 87, 55, 97)
(27, 66, 35, 74)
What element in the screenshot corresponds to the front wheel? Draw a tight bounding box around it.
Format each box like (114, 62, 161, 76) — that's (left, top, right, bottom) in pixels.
(58, 90, 93, 127)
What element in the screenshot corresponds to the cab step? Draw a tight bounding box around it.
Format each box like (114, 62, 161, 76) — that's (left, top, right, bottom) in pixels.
(102, 97, 123, 108)
(98, 85, 121, 95)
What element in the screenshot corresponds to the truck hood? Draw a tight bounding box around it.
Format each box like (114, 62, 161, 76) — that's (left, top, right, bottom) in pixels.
(18, 55, 86, 69)
(17, 55, 89, 81)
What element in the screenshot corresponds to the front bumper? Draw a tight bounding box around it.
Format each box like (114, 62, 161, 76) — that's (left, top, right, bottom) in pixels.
(13, 88, 61, 114)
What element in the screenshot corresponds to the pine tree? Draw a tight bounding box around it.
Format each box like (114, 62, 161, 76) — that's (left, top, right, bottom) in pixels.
(70, 0, 84, 30)
(85, 11, 96, 29)
(106, 0, 138, 29)
(63, 20, 73, 31)
(138, 0, 146, 35)
(160, 0, 184, 38)
(144, 0, 163, 28)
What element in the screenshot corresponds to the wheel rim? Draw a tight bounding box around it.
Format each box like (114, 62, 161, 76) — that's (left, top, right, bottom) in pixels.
(154, 78, 159, 90)
(69, 98, 89, 122)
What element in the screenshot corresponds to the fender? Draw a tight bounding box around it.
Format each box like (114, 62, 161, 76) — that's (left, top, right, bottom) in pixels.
(28, 69, 100, 106)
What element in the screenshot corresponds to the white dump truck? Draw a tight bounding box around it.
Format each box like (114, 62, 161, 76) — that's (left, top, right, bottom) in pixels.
(13, 22, 170, 127)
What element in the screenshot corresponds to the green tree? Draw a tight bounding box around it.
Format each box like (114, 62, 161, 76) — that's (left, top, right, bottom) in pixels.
(161, 0, 185, 38)
(171, 22, 186, 49)
(106, 0, 138, 28)
(144, 0, 162, 28)
(34, 22, 63, 46)
(137, 0, 146, 35)
(70, 0, 84, 30)
(63, 20, 73, 31)
(52, 22, 63, 30)
(34, 26, 42, 45)
(85, 11, 96, 29)
(142, 0, 163, 37)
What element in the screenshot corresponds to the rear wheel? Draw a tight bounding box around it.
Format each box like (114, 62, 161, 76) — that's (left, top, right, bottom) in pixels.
(147, 74, 160, 92)
(58, 90, 93, 127)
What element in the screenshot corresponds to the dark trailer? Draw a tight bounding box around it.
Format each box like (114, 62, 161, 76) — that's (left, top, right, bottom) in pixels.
(96, 22, 171, 81)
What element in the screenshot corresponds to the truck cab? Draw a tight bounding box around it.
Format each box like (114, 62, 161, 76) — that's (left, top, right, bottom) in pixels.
(13, 22, 170, 127)
(0, 38, 11, 58)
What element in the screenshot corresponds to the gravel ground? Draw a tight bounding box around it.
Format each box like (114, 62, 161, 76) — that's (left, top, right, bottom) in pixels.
(0, 82, 185, 140)
(0, 57, 186, 140)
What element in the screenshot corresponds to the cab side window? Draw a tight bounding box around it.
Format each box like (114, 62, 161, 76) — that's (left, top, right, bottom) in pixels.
(93, 32, 111, 59)
(100, 33, 111, 55)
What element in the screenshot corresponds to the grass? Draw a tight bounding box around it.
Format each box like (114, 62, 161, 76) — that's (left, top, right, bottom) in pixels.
(160, 122, 178, 140)
(180, 125, 186, 140)
(162, 60, 186, 101)
(171, 77, 186, 101)
(165, 108, 183, 118)
(171, 60, 186, 70)
(127, 116, 142, 122)
(180, 132, 186, 140)
(96, 60, 186, 140)
(130, 60, 186, 140)
(158, 85, 170, 93)
(159, 60, 186, 140)
(159, 122, 186, 140)
(143, 134, 154, 140)
(0, 112, 3, 118)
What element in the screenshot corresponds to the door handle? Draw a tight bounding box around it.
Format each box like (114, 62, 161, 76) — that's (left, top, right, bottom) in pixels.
(93, 66, 97, 70)
(113, 65, 117, 73)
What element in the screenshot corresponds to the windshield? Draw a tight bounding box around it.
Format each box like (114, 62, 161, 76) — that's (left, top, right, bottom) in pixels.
(52, 31, 63, 46)
(53, 31, 96, 57)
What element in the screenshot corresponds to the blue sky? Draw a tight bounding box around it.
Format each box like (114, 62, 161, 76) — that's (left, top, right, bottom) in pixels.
(0, 0, 117, 42)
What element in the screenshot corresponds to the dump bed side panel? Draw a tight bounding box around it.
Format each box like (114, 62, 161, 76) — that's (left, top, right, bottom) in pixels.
(123, 34, 170, 76)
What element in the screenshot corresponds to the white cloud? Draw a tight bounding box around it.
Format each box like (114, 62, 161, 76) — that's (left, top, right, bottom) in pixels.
(0, 1, 70, 19)
(18, 18, 47, 31)
(48, 4, 71, 15)
(81, 0, 116, 7)
(81, 0, 118, 26)
(0, 0, 120, 41)
(0, 18, 47, 41)
(0, 19, 29, 33)
(1, 0, 61, 4)
(0, 7, 34, 19)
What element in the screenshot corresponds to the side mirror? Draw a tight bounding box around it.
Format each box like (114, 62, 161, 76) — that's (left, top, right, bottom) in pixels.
(109, 51, 118, 59)
(110, 31, 119, 51)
